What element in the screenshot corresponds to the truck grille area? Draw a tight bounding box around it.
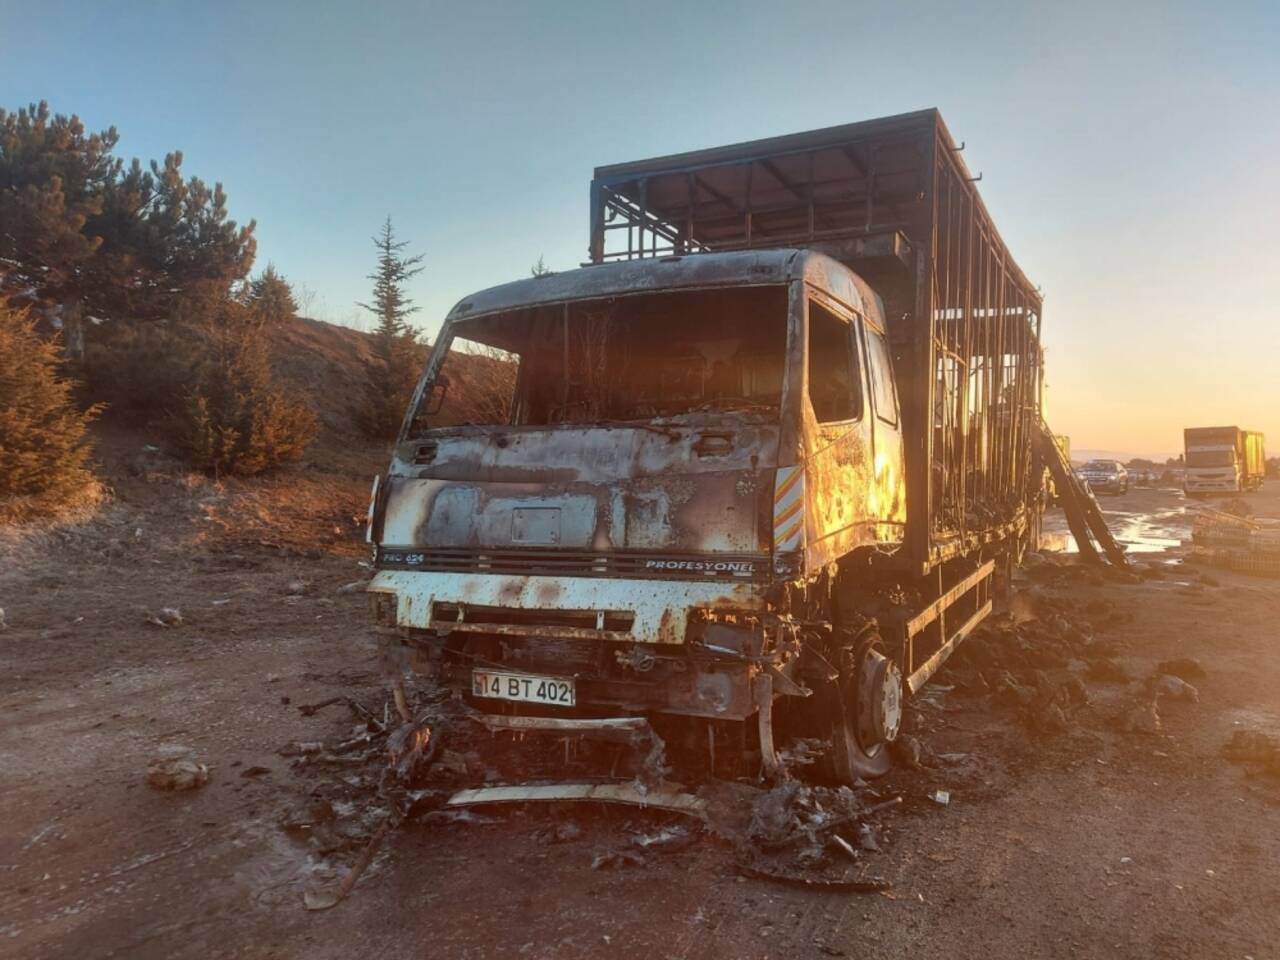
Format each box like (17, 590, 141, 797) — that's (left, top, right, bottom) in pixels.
(485, 636, 605, 676)
(376, 546, 767, 582)
(432, 603, 635, 633)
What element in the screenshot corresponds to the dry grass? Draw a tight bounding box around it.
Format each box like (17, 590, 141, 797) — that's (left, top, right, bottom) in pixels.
(193, 474, 370, 558)
(0, 477, 108, 528)
(0, 482, 110, 569)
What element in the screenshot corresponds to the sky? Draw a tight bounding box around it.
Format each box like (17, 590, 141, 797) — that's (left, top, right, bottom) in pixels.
(2, 0, 1277, 458)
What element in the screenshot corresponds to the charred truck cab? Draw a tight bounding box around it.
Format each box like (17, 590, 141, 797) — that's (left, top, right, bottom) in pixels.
(368, 110, 1046, 781)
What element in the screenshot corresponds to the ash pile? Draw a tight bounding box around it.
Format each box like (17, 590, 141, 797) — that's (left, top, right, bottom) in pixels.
(273, 683, 910, 905)
(942, 558, 1204, 742)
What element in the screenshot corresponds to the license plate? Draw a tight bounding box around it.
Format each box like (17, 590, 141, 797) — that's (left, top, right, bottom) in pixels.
(471, 670, 576, 707)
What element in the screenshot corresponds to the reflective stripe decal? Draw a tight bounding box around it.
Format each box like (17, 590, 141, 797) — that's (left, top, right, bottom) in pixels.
(774, 497, 803, 528)
(773, 466, 805, 552)
(775, 517, 804, 549)
(774, 465, 803, 504)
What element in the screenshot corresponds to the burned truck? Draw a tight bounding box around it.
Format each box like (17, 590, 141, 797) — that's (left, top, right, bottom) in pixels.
(367, 109, 1045, 780)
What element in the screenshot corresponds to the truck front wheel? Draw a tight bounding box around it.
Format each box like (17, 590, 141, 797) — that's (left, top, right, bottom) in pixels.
(818, 629, 901, 781)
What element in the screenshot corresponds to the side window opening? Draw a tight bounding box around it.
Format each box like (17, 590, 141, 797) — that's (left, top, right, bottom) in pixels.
(429, 337, 521, 428)
(865, 326, 899, 425)
(807, 301, 860, 424)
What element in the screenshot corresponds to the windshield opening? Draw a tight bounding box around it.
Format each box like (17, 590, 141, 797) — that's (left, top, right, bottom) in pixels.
(1186, 449, 1235, 468)
(411, 286, 788, 433)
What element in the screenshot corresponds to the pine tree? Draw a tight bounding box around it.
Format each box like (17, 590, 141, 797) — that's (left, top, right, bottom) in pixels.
(0, 102, 118, 359)
(139, 151, 257, 311)
(357, 217, 425, 438)
(246, 264, 298, 327)
(0, 302, 101, 522)
(358, 217, 423, 336)
(530, 255, 553, 277)
(171, 294, 316, 476)
(1, 101, 257, 360)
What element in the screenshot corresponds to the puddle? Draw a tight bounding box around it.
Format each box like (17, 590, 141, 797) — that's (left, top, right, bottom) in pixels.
(1104, 509, 1187, 553)
(233, 821, 339, 909)
(1039, 530, 1074, 553)
(1041, 506, 1191, 555)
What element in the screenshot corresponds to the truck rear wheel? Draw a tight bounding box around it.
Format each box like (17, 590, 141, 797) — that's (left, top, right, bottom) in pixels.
(819, 630, 902, 782)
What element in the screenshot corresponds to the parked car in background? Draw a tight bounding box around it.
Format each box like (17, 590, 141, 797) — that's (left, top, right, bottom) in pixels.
(1078, 459, 1129, 494)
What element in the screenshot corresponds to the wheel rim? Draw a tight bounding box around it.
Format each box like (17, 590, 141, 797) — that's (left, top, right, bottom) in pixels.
(800, 628, 901, 782)
(853, 647, 903, 751)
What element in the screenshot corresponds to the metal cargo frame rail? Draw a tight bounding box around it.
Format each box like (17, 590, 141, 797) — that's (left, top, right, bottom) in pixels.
(589, 109, 1044, 575)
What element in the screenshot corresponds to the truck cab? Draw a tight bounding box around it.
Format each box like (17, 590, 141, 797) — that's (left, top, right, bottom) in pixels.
(1185, 447, 1242, 494)
(368, 249, 908, 778)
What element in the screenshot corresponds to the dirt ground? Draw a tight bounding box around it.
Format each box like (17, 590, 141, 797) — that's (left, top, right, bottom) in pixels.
(3, 474, 1279, 960)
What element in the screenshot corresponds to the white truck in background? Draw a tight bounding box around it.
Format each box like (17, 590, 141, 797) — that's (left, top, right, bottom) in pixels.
(1184, 426, 1265, 496)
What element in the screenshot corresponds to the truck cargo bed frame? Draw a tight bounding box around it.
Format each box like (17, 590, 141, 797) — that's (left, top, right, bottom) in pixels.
(590, 109, 1044, 575)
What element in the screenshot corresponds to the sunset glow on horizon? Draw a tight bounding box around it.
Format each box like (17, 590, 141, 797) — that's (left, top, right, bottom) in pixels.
(2, 0, 1275, 456)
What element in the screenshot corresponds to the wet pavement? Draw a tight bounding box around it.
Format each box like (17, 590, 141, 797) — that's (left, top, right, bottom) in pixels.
(1043, 486, 1192, 555)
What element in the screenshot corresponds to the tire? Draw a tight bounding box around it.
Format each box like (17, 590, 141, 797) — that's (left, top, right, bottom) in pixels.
(817, 630, 900, 782)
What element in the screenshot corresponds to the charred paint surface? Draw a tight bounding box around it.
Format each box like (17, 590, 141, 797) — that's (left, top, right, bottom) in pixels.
(796, 291, 907, 573)
(369, 570, 765, 645)
(802, 413, 894, 570)
(383, 423, 779, 556)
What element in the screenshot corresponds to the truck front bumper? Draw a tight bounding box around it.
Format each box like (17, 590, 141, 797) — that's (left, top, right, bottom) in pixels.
(368, 569, 768, 646)
(1185, 479, 1240, 493)
(368, 569, 777, 721)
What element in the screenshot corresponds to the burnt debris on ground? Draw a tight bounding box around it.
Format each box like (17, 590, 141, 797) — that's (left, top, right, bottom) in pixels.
(270, 554, 1212, 910)
(274, 681, 916, 905)
(940, 555, 1205, 747)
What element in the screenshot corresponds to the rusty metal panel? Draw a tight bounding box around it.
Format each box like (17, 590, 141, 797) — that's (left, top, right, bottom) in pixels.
(446, 782, 706, 815)
(444, 249, 799, 327)
(368, 569, 766, 645)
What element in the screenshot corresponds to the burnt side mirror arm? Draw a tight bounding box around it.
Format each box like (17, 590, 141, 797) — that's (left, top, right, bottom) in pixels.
(425, 376, 450, 416)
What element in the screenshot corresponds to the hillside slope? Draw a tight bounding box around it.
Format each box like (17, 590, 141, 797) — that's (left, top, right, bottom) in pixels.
(65, 316, 402, 562)
(266, 316, 392, 474)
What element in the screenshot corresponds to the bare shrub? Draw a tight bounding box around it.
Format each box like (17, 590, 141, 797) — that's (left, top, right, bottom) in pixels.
(568, 309, 613, 421)
(82, 321, 192, 424)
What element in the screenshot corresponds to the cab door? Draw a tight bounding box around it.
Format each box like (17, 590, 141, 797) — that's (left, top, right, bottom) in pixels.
(859, 316, 906, 535)
(800, 292, 877, 569)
